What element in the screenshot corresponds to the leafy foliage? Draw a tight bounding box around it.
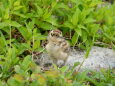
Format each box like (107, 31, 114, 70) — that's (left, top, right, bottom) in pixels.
(0, 0, 115, 86)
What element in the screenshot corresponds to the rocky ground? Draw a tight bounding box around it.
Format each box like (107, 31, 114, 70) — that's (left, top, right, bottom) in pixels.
(34, 46, 115, 71)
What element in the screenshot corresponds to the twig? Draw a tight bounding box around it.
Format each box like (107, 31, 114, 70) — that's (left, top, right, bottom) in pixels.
(70, 29, 71, 39)
(73, 58, 85, 75)
(39, 47, 46, 54)
(77, 59, 85, 72)
(94, 41, 110, 46)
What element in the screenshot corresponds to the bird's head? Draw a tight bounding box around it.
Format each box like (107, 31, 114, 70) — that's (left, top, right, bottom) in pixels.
(49, 29, 62, 38)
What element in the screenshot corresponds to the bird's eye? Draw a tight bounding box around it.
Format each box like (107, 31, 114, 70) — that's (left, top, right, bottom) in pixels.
(55, 34, 59, 37)
(51, 33, 54, 36)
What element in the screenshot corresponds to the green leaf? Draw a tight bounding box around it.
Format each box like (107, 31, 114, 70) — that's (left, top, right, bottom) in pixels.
(82, 30, 87, 42)
(12, 11, 26, 18)
(59, 66, 69, 73)
(13, 43, 30, 55)
(84, 18, 96, 24)
(9, 21, 22, 27)
(7, 78, 20, 86)
(4, 8, 10, 19)
(71, 8, 80, 26)
(72, 32, 79, 45)
(21, 55, 32, 71)
(75, 28, 82, 36)
(36, 21, 56, 30)
(51, 0, 57, 8)
(14, 0, 20, 6)
(63, 21, 73, 29)
(78, 24, 88, 32)
(43, 8, 52, 20)
(73, 62, 80, 67)
(34, 34, 46, 40)
(17, 27, 32, 41)
(76, 71, 87, 81)
(0, 31, 7, 48)
(55, 3, 69, 10)
(13, 6, 24, 11)
(35, 4, 43, 17)
(0, 23, 8, 29)
(0, 20, 21, 28)
(33, 40, 40, 50)
(30, 81, 39, 86)
(85, 46, 91, 58)
(73, 81, 82, 86)
(45, 16, 58, 26)
(89, 1, 102, 7)
(14, 65, 24, 74)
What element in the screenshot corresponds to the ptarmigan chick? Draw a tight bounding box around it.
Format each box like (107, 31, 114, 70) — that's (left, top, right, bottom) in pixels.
(46, 29, 70, 67)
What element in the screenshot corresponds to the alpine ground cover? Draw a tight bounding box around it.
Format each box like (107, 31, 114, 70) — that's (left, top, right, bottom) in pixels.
(0, 0, 115, 86)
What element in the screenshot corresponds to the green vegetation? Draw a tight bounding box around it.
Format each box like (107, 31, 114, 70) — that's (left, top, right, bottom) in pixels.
(0, 0, 115, 86)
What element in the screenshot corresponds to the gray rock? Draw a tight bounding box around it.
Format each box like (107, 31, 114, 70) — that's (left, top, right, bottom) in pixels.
(34, 46, 115, 71)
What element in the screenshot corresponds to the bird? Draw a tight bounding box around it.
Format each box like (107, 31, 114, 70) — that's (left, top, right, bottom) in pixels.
(46, 29, 70, 67)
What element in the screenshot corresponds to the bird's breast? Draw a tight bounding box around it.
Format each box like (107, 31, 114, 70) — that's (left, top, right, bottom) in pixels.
(46, 42, 59, 54)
